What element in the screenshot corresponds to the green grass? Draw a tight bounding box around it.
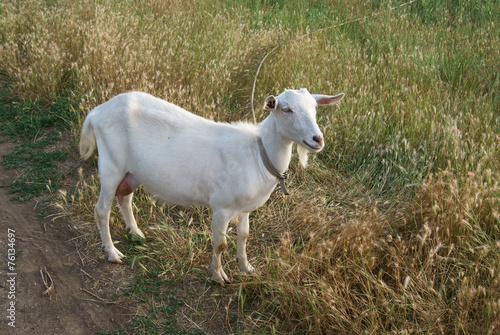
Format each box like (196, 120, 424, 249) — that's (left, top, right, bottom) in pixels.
(1, 0, 499, 333)
(0, 86, 78, 201)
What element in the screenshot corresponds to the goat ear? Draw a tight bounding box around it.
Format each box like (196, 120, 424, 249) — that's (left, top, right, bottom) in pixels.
(263, 95, 277, 110)
(312, 93, 345, 106)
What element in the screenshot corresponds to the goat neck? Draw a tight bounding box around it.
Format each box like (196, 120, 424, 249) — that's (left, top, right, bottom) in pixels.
(257, 114, 293, 177)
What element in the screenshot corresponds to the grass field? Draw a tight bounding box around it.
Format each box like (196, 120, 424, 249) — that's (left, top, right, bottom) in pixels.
(1, 0, 499, 333)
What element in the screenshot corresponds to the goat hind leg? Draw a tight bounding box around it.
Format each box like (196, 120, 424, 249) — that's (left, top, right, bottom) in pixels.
(118, 193, 145, 240)
(95, 184, 124, 263)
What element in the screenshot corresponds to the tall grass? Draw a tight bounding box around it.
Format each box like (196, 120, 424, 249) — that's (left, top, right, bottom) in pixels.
(1, 0, 499, 333)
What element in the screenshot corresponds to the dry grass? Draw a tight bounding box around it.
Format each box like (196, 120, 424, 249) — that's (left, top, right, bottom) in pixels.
(2, 0, 499, 333)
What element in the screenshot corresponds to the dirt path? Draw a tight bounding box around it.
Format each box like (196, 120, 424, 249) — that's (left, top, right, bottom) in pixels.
(0, 141, 132, 335)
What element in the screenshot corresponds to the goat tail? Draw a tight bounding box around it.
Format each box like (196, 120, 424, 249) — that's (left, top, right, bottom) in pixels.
(79, 115, 96, 161)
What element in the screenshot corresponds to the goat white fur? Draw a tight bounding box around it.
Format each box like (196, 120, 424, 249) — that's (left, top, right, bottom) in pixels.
(79, 88, 344, 283)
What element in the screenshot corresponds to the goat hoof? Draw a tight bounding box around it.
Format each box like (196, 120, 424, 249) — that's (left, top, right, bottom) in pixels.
(244, 264, 255, 273)
(238, 259, 255, 273)
(211, 269, 230, 285)
(127, 229, 145, 241)
(106, 246, 124, 264)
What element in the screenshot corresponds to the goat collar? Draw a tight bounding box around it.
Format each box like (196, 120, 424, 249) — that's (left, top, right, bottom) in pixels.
(257, 137, 290, 195)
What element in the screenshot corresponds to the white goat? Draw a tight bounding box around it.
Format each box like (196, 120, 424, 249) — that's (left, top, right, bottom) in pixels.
(79, 88, 344, 283)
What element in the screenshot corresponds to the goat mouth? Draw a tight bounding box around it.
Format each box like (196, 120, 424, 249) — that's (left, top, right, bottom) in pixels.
(302, 140, 323, 152)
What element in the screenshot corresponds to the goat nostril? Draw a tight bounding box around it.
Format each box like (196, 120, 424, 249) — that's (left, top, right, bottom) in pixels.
(312, 135, 323, 146)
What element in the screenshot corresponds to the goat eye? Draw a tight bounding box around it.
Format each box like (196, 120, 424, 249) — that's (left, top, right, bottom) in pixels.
(283, 108, 293, 114)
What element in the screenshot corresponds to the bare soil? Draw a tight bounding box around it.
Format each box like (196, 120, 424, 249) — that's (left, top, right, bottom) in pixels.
(0, 141, 133, 335)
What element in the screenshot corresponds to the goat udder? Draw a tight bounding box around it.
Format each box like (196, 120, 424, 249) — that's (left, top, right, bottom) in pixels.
(116, 172, 139, 206)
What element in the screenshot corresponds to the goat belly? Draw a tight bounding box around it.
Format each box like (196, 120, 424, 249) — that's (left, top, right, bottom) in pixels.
(116, 172, 140, 206)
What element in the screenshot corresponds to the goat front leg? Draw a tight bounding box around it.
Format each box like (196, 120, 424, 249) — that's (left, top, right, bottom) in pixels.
(210, 209, 233, 284)
(237, 212, 254, 273)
